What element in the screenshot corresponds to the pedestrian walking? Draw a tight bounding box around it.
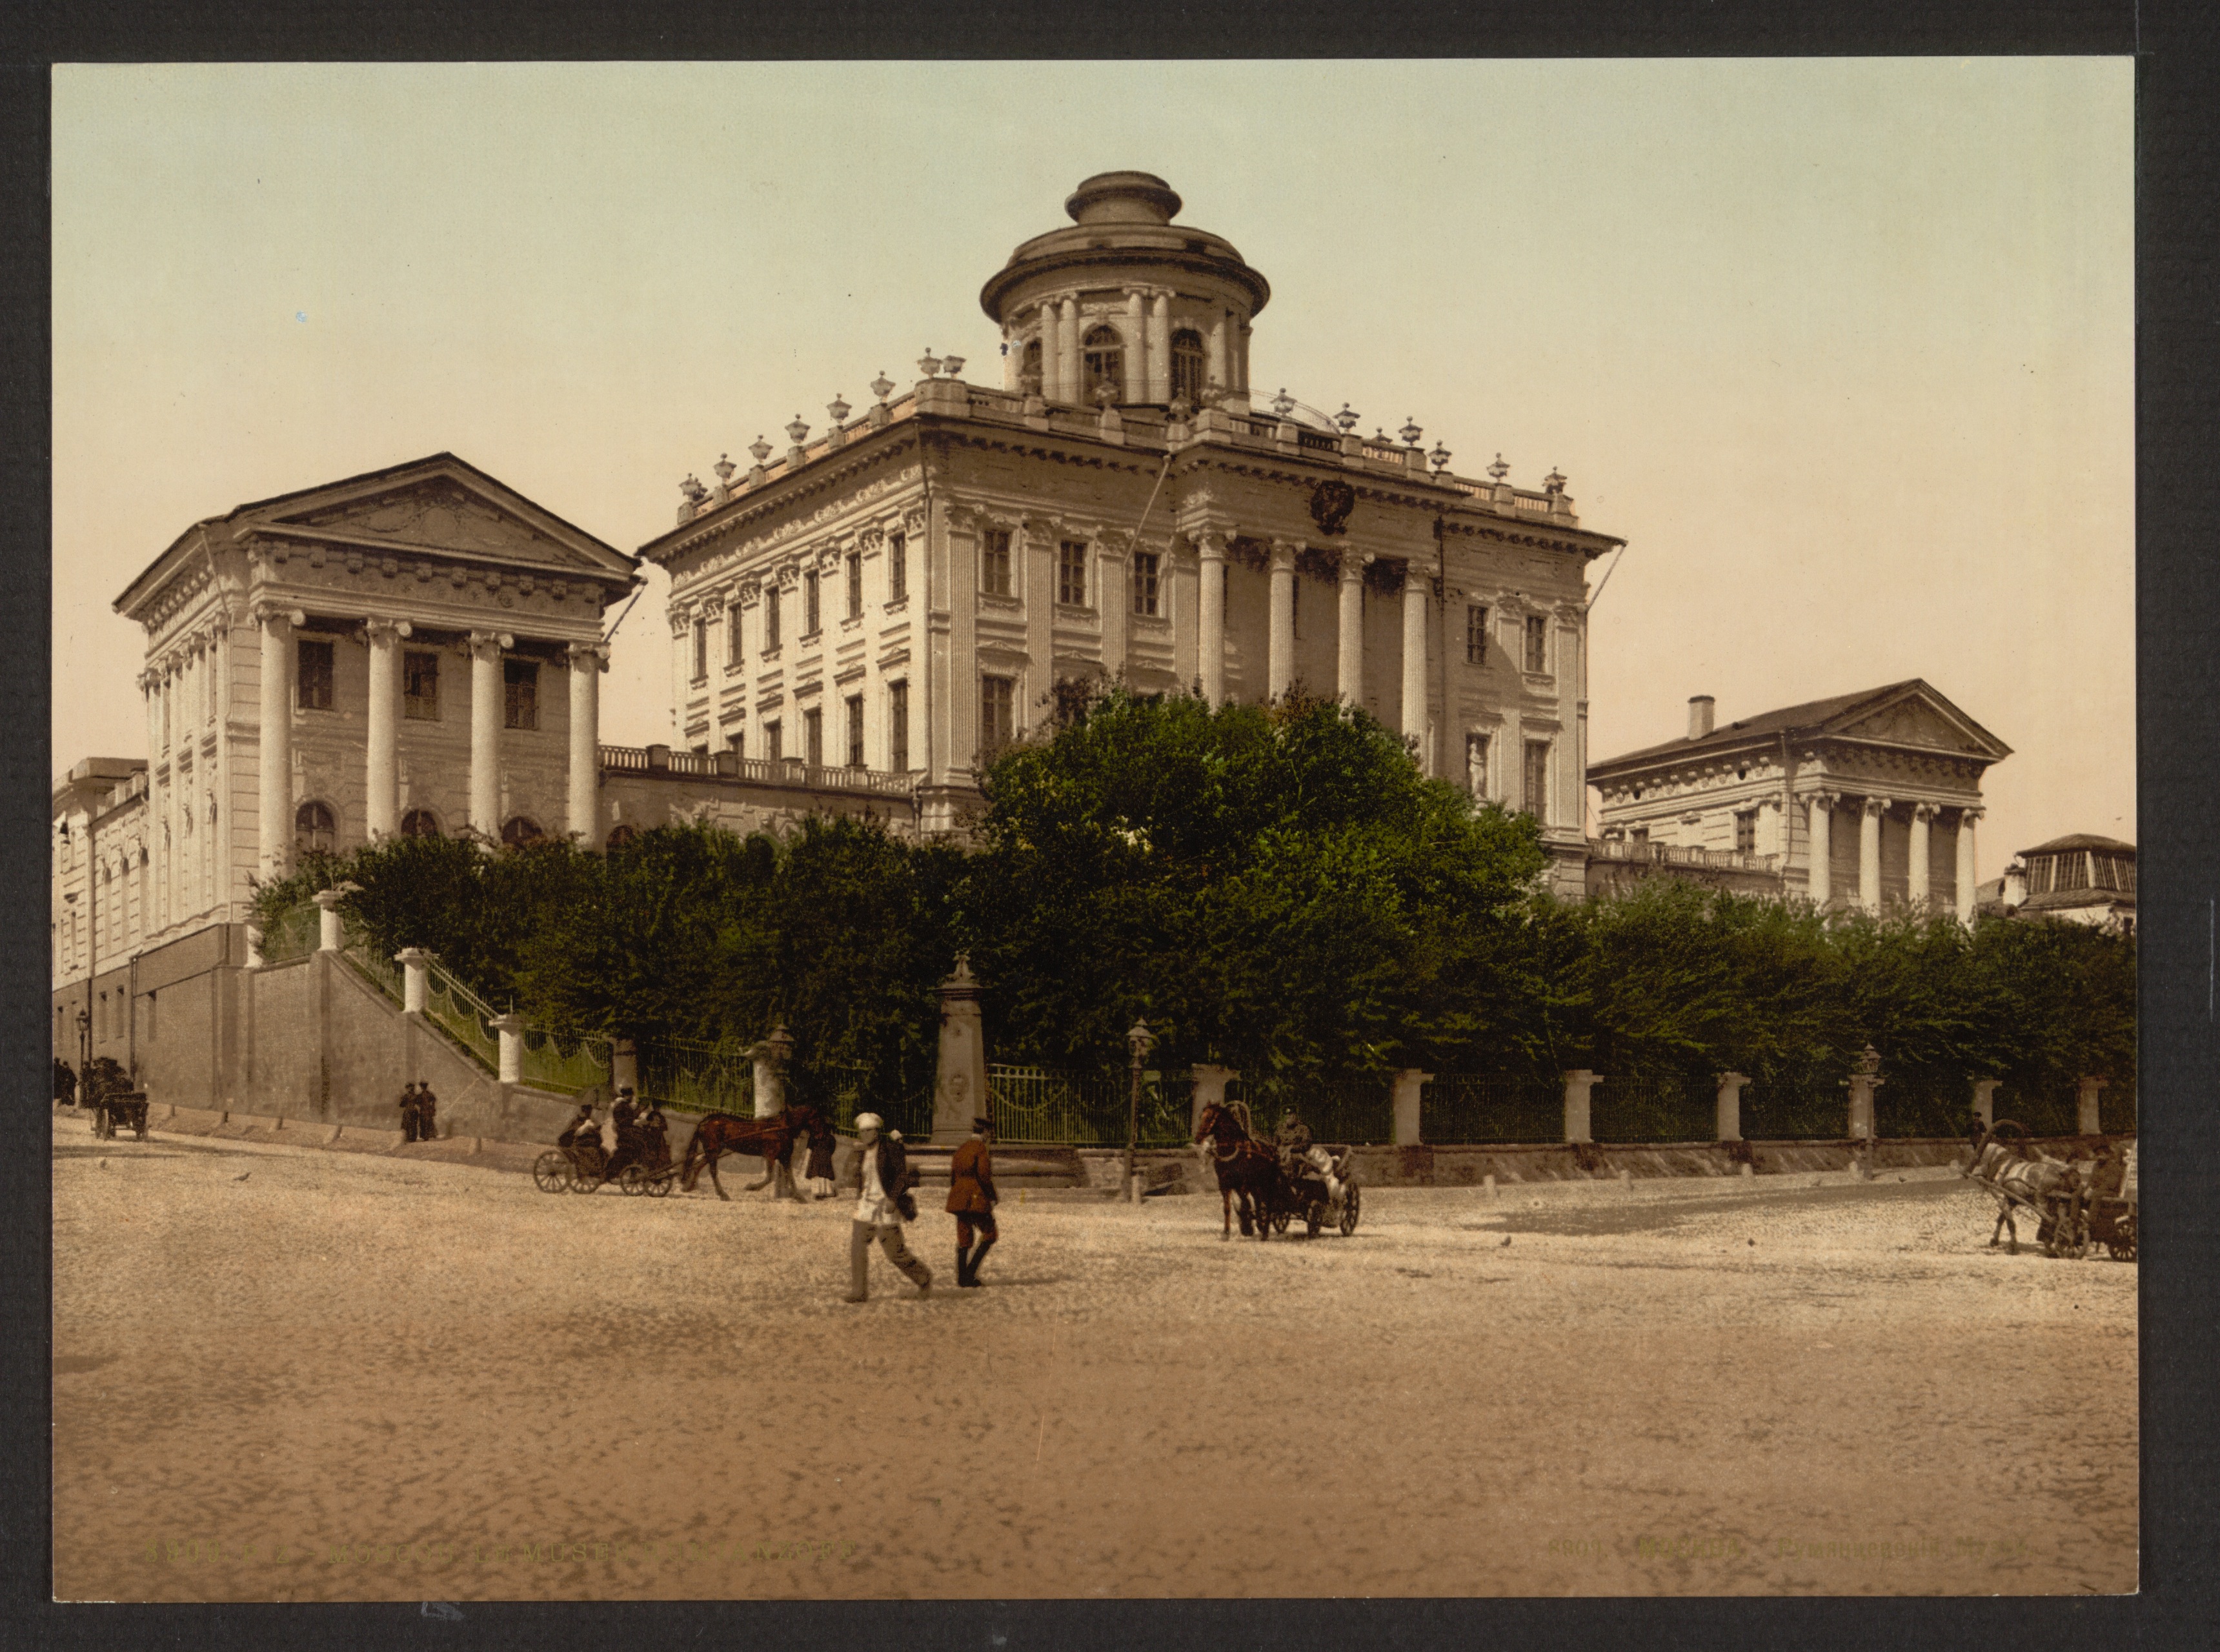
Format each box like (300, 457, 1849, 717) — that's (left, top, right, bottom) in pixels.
(803, 1119, 837, 1200)
(416, 1082, 438, 1142)
(947, 1115, 1000, 1287)
(398, 1082, 421, 1143)
(839, 1113, 931, 1302)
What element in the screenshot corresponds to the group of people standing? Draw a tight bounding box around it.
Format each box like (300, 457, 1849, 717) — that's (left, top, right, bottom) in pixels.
(397, 1082, 439, 1142)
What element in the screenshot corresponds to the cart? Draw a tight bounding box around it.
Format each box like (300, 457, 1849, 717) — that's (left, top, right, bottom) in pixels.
(88, 1087, 149, 1142)
(531, 1139, 677, 1198)
(1265, 1146, 1361, 1238)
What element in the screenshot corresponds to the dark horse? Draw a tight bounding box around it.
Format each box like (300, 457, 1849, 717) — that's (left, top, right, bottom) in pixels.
(680, 1102, 830, 1202)
(1195, 1100, 1284, 1242)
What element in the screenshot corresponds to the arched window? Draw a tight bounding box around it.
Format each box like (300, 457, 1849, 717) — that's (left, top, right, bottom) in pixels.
(1082, 325, 1124, 405)
(400, 809, 441, 839)
(1021, 337, 1042, 388)
(500, 816, 543, 847)
(1170, 328, 1206, 407)
(603, 823, 639, 851)
(295, 801, 336, 855)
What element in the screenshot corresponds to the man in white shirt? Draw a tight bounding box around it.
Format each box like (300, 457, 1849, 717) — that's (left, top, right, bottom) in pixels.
(842, 1113, 933, 1303)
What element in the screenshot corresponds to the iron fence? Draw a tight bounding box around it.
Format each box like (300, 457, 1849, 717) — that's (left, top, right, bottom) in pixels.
(259, 902, 322, 965)
(1873, 1071, 1978, 1139)
(1423, 1074, 1562, 1144)
(1242, 1074, 1395, 1145)
(520, 1029, 612, 1096)
(423, 962, 502, 1072)
(636, 1037, 754, 1116)
(985, 1064, 1193, 1146)
(1737, 1081, 1851, 1141)
(1589, 1074, 1717, 1143)
(1993, 1083, 2080, 1139)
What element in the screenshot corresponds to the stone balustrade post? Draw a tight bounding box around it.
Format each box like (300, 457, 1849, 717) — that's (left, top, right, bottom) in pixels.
(490, 1012, 524, 1085)
(932, 953, 987, 1143)
(1845, 1047, 1884, 1141)
(2077, 1076, 2106, 1136)
(1189, 1064, 1238, 1134)
(1392, 1069, 1431, 1146)
(1562, 1069, 1600, 1144)
(312, 889, 344, 953)
(395, 947, 430, 1014)
(1715, 1071, 1750, 1142)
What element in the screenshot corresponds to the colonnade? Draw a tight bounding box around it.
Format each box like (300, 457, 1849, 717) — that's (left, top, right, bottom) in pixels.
(1804, 790, 1981, 920)
(1015, 288, 1250, 405)
(254, 605, 607, 876)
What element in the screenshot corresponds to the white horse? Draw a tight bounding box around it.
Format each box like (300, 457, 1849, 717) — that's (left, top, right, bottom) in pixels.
(1959, 1129, 2080, 1254)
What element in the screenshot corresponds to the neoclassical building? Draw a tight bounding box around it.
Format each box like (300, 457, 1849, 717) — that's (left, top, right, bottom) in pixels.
(1588, 680, 2012, 918)
(640, 171, 1624, 892)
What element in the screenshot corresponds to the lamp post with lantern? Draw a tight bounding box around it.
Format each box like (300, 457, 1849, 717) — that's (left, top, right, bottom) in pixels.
(1125, 1018, 1153, 1203)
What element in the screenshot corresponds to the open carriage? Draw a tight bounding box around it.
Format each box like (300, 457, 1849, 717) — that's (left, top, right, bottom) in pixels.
(1963, 1122, 2131, 1261)
(1263, 1147, 1362, 1238)
(532, 1136, 678, 1198)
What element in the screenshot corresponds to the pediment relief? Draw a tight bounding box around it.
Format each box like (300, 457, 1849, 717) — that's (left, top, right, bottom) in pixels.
(263, 479, 607, 574)
(1833, 693, 2003, 758)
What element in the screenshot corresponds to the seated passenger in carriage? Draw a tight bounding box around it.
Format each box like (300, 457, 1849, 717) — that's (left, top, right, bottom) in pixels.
(601, 1086, 645, 1183)
(1273, 1111, 1344, 1203)
(635, 1100, 671, 1173)
(557, 1101, 600, 1162)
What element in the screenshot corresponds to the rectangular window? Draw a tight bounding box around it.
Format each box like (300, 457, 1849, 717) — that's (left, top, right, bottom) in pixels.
(504, 659, 539, 730)
(803, 707, 823, 767)
(1524, 614, 1548, 674)
(1735, 809, 1758, 855)
(1524, 739, 1551, 821)
(726, 605, 743, 669)
(404, 650, 441, 721)
(982, 530, 1013, 597)
(1131, 550, 1160, 616)
(804, 570, 822, 636)
(297, 640, 334, 710)
(765, 587, 782, 651)
(846, 552, 863, 620)
(727, 727, 745, 759)
(1058, 540, 1088, 607)
(1630, 825, 1650, 847)
(889, 681, 910, 772)
(691, 617, 707, 681)
(888, 531, 907, 601)
(980, 674, 1014, 752)
(766, 720, 783, 762)
(1466, 605, 1489, 665)
(845, 695, 865, 767)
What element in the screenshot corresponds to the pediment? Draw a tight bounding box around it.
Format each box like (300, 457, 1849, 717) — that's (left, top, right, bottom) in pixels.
(1828, 685, 2009, 760)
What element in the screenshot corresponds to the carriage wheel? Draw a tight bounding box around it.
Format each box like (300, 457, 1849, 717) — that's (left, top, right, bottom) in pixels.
(647, 1169, 674, 1200)
(1340, 1184, 1360, 1235)
(570, 1163, 601, 1193)
(532, 1152, 570, 1194)
(620, 1165, 647, 1198)
(2106, 1213, 2136, 1261)
(1271, 1207, 1291, 1234)
(1305, 1202, 1324, 1238)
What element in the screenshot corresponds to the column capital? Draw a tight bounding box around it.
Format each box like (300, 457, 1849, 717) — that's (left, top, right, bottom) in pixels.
(1910, 801, 1939, 822)
(467, 630, 513, 661)
(1337, 548, 1373, 583)
(364, 618, 413, 646)
(252, 601, 305, 629)
(567, 640, 610, 672)
(1959, 805, 1985, 825)
(1268, 538, 1303, 570)
(1808, 789, 1840, 811)
(1191, 524, 1233, 559)
(1863, 796, 1893, 818)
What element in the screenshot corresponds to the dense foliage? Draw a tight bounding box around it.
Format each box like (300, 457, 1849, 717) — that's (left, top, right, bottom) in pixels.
(252, 683, 2135, 1114)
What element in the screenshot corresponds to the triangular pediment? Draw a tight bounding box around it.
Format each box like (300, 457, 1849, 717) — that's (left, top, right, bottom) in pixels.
(241, 454, 636, 580)
(1825, 682, 2011, 761)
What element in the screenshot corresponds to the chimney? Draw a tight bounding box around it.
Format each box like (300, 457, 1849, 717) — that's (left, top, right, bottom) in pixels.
(1688, 696, 1715, 740)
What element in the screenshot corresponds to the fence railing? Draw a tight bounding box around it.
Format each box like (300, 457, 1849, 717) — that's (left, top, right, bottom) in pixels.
(636, 1036, 754, 1116)
(422, 959, 502, 1072)
(1243, 1074, 1395, 1145)
(985, 1064, 1194, 1147)
(259, 902, 323, 965)
(1589, 1074, 1719, 1144)
(1424, 1074, 1563, 1144)
(520, 1029, 612, 1096)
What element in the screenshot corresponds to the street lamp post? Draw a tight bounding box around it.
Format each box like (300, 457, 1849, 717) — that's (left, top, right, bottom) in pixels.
(76, 1006, 90, 1101)
(1125, 1018, 1153, 1204)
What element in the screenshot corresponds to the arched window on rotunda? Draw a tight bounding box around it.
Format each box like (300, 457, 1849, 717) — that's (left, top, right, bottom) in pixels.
(400, 809, 441, 839)
(1171, 328, 1206, 406)
(1082, 325, 1124, 405)
(294, 801, 336, 856)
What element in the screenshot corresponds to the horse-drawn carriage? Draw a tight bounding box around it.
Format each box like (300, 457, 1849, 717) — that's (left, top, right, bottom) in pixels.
(88, 1087, 150, 1142)
(1194, 1098, 1362, 1240)
(532, 1135, 678, 1197)
(1959, 1122, 2134, 1262)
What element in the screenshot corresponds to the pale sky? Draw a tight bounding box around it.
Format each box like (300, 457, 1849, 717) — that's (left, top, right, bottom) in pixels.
(52, 59, 2135, 869)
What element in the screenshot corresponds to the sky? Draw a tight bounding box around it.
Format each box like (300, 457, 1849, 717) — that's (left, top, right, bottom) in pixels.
(51, 59, 2135, 871)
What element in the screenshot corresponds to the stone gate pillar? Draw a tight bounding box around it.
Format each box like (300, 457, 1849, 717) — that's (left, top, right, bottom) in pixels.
(751, 1025, 792, 1120)
(610, 1038, 638, 1094)
(490, 1013, 524, 1086)
(313, 888, 345, 952)
(1189, 1064, 1238, 1134)
(1392, 1069, 1431, 1147)
(1562, 1070, 1601, 1144)
(2077, 1076, 2106, 1136)
(932, 953, 987, 1144)
(1845, 1044, 1884, 1140)
(395, 948, 429, 1015)
(1972, 1078, 2000, 1131)
(1715, 1072, 1750, 1142)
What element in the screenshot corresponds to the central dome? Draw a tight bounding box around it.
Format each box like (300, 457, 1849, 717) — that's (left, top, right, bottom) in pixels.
(1064, 171, 1183, 226)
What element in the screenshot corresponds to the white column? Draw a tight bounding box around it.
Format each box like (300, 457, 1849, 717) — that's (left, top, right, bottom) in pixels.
(1038, 301, 1061, 402)
(1059, 296, 1081, 403)
(255, 605, 298, 879)
(1393, 1069, 1431, 1146)
(1908, 803, 1934, 909)
(1196, 530, 1228, 706)
(567, 641, 605, 843)
(1955, 808, 1982, 923)
(1336, 552, 1366, 704)
(1562, 1070, 1599, 1144)
(1806, 792, 1835, 905)
(1147, 291, 1171, 401)
(1266, 541, 1297, 700)
(1124, 290, 1146, 404)
(490, 1012, 523, 1085)
(396, 947, 429, 1014)
(1715, 1073, 1749, 1142)
(1400, 567, 1429, 764)
(1859, 797, 1889, 913)
(313, 887, 343, 952)
(467, 630, 510, 838)
(364, 619, 409, 840)
(1207, 309, 1229, 394)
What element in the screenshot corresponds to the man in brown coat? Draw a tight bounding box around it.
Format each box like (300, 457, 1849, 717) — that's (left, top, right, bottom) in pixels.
(947, 1115, 1000, 1288)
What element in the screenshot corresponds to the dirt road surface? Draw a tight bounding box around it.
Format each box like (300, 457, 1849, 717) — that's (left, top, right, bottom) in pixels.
(52, 1119, 2135, 1600)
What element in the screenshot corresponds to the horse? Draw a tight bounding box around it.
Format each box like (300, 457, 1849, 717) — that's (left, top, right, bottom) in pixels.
(1957, 1122, 2083, 1255)
(680, 1102, 828, 1202)
(1194, 1100, 1284, 1242)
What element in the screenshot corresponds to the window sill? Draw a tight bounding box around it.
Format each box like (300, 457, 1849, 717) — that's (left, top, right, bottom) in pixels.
(883, 595, 910, 614)
(980, 590, 1020, 609)
(1055, 603, 1098, 619)
(1522, 671, 1556, 690)
(1131, 610, 1170, 628)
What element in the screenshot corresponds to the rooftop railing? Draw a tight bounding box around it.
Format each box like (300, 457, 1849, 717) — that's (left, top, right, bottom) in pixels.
(1588, 838, 1782, 873)
(598, 745, 917, 798)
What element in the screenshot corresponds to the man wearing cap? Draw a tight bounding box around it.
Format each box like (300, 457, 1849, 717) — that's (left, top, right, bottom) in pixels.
(840, 1113, 932, 1302)
(416, 1081, 438, 1143)
(602, 1086, 642, 1184)
(947, 1115, 1000, 1287)
(398, 1082, 421, 1143)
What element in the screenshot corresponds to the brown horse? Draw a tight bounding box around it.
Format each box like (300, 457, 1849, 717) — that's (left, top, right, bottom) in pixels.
(1195, 1100, 1283, 1242)
(680, 1102, 828, 1201)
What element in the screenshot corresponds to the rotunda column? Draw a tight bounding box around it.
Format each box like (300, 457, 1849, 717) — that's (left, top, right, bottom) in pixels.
(1124, 289, 1147, 404)
(1266, 540, 1298, 701)
(1859, 797, 1891, 912)
(1955, 807, 1983, 923)
(1207, 310, 1229, 394)
(363, 618, 410, 840)
(1908, 803, 1935, 909)
(467, 630, 511, 838)
(1337, 551, 1368, 705)
(1147, 290, 1171, 402)
(1058, 296, 1082, 403)
(1806, 792, 1837, 905)
(1196, 529, 1229, 706)
(567, 641, 607, 843)
(1038, 300, 1061, 403)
